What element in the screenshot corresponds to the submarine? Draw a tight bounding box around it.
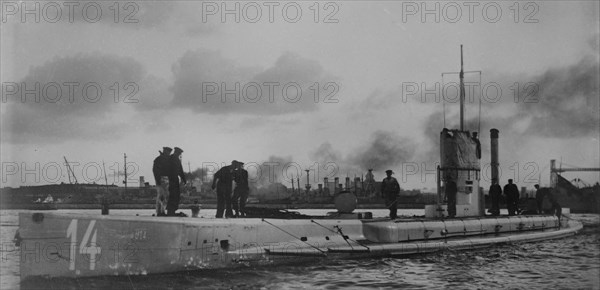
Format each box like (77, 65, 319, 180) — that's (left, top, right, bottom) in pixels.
(16, 46, 583, 282)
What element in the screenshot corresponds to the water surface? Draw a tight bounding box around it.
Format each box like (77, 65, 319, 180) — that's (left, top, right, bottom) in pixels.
(2, 209, 598, 289)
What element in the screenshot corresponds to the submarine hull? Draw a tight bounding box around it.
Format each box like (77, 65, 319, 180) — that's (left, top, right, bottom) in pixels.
(18, 212, 582, 281)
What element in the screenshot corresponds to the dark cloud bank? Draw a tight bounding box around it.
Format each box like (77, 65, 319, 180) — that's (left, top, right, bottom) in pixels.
(171, 49, 336, 115)
(2, 49, 336, 143)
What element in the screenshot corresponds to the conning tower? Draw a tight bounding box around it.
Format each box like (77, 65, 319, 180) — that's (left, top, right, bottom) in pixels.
(425, 45, 484, 218)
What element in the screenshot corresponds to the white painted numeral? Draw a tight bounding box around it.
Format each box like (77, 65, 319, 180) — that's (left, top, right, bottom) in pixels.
(66, 219, 78, 270)
(66, 219, 102, 271)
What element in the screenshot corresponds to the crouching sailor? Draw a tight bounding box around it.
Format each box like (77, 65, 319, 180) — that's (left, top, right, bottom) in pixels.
(212, 161, 235, 218)
(381, 169, 400, 219)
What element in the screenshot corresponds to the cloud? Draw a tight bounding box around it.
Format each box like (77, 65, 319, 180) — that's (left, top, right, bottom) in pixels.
(310, 142, 343, 165)
(136, 75, 173, 111)
(519, 56, 599, 137)
(444, 55, 600, 138)
(124, 2, 218, 35)
(237, 132, 418, 189)
(171, 50, 336, 115)
(248, 155, 295, 187)
(348, 130, 417, 171)
(419, 55, 599, 163)
(309, 131, 417, 176)
(11, 2, 217, 35)
(1, 53, 146, 143)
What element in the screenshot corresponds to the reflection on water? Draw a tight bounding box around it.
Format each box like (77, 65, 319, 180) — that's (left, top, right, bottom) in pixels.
(2, 210, 599, 290)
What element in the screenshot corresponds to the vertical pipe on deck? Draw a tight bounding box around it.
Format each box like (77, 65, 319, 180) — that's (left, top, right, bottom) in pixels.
(490, 129, 499, 183)
(550, 159, 557, 187)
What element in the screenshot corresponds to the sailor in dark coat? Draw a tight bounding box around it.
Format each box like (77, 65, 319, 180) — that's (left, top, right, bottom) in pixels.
(232, 161, 249, 217)
(472, 132, 481, 159)
(546, 189, 562, 219)
(153, 147, 172, 216)
(152, 147, 172, 186)
(445, 176, 458, 218)
(489, 179, 502, 216)
(503, 179, 519, 216)
(167, 147, 186, 216)
(534, 184, 551, 214)
(212, 161, 235, 218)
(381, 170, 400, 219)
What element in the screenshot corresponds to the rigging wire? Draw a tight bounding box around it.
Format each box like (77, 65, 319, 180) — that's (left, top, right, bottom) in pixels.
(261, 219, 327, 255)
(478, 71, 482, 134)
(442, 73, 446, 128)
(310, 220, 370, 251)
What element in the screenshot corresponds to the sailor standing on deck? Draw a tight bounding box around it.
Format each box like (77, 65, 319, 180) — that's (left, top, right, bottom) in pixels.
(167, 147, 187, 216)
(381, 170, 400, 219)
(534, 184, 549, 214)
(153, 147, 172, 185)
(153, 147, 172, 216)
(504, 179, 519, 216)
(472, 132, 481, 159)
(489, 178, 502, 216)
(365, 169, 375, 196)
(546, 189, 562, 219)
(232, 161, 249, 217)
(212, 161, 235, 218)
(445, 176, 458, 218)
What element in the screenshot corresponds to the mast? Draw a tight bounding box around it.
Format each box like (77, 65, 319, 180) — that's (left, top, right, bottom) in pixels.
(64, 156, 72, 184)
(123, 153, 127, 192)
(459, 44, 465, 131)
(64, 156, 78, 184)
(102, 160, 108, 187)
(305, 169, 311, 197)
(441, 45, 481, 133)
(101, 160, 110, 215)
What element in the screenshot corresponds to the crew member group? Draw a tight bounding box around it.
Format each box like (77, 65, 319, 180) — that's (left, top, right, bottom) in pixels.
(152, 146, 187, 217)
(154, 148, 251, 219)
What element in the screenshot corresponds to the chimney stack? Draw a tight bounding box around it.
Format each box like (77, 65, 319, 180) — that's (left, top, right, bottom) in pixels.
(490, 129, 499, 183)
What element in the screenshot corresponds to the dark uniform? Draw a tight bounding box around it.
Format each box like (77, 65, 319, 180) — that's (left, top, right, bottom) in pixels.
(489, 182, 502, 216)
(503, 180, 519, 216)
(535, 185, 550, 214)
(472, 132, 481, 159)
(212, 164, 234, 218)
(445, 179, 458, 218)
(167, 147, 186, 216)
(545, 189, 562, 219)
(152, 147, 172, 216)
(381, 170, 400, 219)
(232, 164, 249, 217)
(152, 147, 172, 185)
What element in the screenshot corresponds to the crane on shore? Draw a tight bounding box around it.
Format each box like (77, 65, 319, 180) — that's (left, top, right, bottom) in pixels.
(550, 159, 600, 187)
(63, 156, 78, 184)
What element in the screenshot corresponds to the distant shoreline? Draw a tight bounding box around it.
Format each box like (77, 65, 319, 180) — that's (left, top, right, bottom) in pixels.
(0, 203, 424, 210)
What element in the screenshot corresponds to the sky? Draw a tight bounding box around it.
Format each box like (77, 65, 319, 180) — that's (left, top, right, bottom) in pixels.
(1, 0, 599, 191)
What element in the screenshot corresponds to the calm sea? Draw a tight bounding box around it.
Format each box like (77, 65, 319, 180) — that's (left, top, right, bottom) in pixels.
(1, 209, 599, 290)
